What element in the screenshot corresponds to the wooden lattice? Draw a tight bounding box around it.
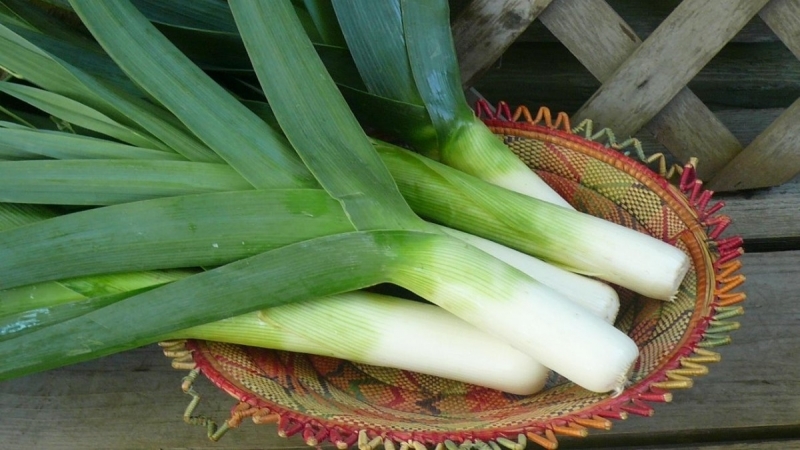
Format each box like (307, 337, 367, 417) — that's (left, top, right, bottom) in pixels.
(453, 0, 800, 191)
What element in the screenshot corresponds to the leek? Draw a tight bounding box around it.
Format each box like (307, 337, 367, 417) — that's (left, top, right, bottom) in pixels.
(0, 145, 688, 302)
(236, 0, 639, 393)
(330, 0, 573, 208)
(0, 127, 185, 161)
(177, 291, 550, 395)
(377, 142, 690, 301)
(0, 287, 153, 341)
(439, 225, 620, 323)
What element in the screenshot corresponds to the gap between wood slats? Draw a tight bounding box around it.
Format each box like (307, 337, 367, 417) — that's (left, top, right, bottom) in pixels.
(708, 0, 800, 191)
(537, 0, 743, 182)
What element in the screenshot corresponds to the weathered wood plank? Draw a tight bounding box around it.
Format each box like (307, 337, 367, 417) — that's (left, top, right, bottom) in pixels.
(537, 0, 639, 78)
(1, 251, 796, 450)
(571, 0, 769, 137)
(708, 98, 800, 191)
(644, 90, 742, 181)
(450, 0, 781, 44)
(521, 0, 780, 44)
(761, 0, 800, 61)
(643, 443, 800, 450)
(706, 0, 800, 191)
(538, 0, 743, 182)
(565, 438, 800, 449)
(0, 346, 308, 450)
(453, 0, 553, 88)
(718, 174, 800, 242)
(473, 42, 800, 114)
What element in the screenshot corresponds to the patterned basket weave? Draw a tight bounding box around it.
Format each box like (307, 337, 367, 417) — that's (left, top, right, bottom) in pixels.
(162, 103, 745, 449)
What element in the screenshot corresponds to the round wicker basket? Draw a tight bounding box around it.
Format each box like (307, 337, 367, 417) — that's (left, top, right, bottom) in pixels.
(162, 104, 745, 449)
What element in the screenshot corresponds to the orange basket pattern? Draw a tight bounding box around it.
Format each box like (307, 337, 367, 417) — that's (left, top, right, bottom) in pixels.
(162, 103, 745, 449)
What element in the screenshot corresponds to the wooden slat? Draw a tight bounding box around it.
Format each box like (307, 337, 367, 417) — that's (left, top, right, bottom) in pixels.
(643, 443, 800, 450)
(571, 0, 769, 137)
(537, 0, 640, 78)
(449, 0, 781, 44)
(708, 98, 800, 191)
(719, 177, 800, 242)
(517, 0, 781, 44)
(760, 0, 800, 61)
(538, 0, 743, 180)
(644, 91, 742, 179)
(626, 108, 784, 171)
(568, 440, 800, 450)
(648, 439, 800, 450)
(707, 0, 800, 191)
(0, 347, 306, 450)
(1, 251, 796, 449)
(453, 0, 553, 88)
(473, 41, 800, 113)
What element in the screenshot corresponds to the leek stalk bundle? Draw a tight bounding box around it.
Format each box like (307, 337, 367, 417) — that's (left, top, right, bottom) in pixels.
(0, 0, 690, 394)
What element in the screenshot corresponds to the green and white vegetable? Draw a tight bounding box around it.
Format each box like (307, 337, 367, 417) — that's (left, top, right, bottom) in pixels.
(377, 142, 690, 301)
(439, 225, 620, 323)
(178, 291, 551, 395)
(331, 0, 574, 208)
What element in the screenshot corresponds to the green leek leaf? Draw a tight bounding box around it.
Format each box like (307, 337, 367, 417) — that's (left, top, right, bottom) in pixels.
(401, 0, 475, 143)
(69, 0, 315, 189)
(0, 189, 354, 289)
(300, 0, 347, 46)
(332, 0, 420, 104)
(0, 160, 251, 205)
(0, 81, 168, 150)
(0, 128, 184, 160)
(130, 0, 238, 32)
(231, 0, 424, 231)
(0, 287, 148, 342)
(0, 22, 221, 162)
(0, 202, 58, 229)
(0, 0, 92, 45)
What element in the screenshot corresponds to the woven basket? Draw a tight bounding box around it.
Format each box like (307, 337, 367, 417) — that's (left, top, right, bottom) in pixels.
(162, 103, 745, 449)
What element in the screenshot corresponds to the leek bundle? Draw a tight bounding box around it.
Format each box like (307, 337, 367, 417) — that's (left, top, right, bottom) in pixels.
(0, 0, 692, 395)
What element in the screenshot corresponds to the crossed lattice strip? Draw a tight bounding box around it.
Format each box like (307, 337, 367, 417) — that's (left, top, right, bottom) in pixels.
(454, 0, 800, 191)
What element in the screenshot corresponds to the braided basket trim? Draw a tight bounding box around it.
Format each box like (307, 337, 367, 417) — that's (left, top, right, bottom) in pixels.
(163, 103, 745, 449)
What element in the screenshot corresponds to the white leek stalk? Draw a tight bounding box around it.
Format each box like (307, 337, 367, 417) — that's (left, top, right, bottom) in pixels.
(438, 225, 619, 323)
(330, 0, 574, 210)
(388, 233, 638, 394)
(378, 143, 691, 301)
(444, 118, 575, 210)
(175, 291, 550, 395)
